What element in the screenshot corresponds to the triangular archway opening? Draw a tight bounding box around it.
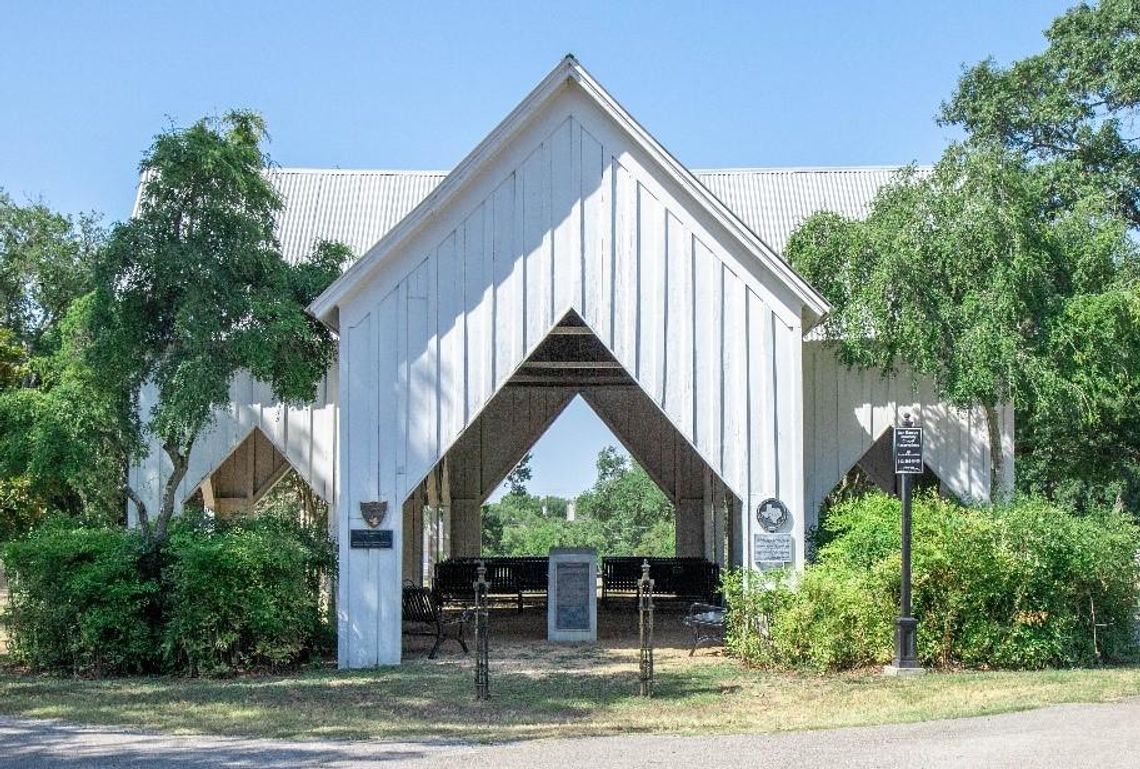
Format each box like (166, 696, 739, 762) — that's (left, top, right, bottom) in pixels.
(187, 427, 291, 516)
(400, 311, 742, 586)
(186, 427, 331, 532)
(816, 427, 948, 544)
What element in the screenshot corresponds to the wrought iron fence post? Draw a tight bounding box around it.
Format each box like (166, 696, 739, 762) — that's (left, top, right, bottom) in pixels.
(637, 559, 655, 697)
(474, 560, 490, 701)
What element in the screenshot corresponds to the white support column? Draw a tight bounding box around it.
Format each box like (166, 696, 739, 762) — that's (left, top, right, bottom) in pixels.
(702, 467, 715, 562)
(712, 478, 727, 567)
(449, 499, 483, 557)
(401, 493, 422, 586)
(728, 494, 744, 568)
(675, 498, 705, 557)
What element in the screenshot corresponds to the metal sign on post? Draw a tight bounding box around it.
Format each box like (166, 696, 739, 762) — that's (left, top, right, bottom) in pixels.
(887, 413, 924, 676)
(894, 425, 924, 474)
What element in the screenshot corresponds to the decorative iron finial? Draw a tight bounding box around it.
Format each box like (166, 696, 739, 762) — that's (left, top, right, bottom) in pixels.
(473, 559, 490, 701)
(637, 558, 655, 697)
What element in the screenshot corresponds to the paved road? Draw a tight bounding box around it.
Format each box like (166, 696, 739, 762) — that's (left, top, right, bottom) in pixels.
(2, 698, 1138, 769)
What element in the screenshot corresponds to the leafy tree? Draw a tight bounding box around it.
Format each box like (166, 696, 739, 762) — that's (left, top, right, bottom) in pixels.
(575, 447, 675, 555)
(0, 193, 122, 537)
(786, 145, 1140, 505)
(482, 446, 676, 557)
(933, 0, 1140, 510)
(0, 296, 136, 535)
(84, 111, 347, 543)
(940, 0, 1140, 228)
(0, 191, 102, 362)
(505, 452, 533, 496)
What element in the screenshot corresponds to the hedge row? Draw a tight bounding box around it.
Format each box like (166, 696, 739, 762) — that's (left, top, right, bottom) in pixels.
(724, 493, 1140, 671)
(1, 511, 335, 676)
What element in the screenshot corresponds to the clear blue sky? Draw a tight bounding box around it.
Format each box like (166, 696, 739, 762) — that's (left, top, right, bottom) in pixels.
(3, 1, 1070, 499)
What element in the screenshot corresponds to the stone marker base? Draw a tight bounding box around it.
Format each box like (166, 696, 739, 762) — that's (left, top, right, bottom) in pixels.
(882, 664, 927, 677)
(547, 548, 597, 643)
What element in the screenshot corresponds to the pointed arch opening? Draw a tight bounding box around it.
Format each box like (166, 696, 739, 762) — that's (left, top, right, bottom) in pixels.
(184, 426, 330, 529)
(813, 426, 949, 553)
(398, 311, 743, 588)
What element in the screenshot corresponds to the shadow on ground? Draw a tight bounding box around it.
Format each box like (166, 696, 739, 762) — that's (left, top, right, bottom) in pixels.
(0, 602, 733, 743)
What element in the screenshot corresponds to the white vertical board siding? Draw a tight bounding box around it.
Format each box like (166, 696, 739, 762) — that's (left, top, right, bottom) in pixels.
(463, 206, 493, 422)
(334, 97, 809, 667)
(663, 215, 693, 436)
(581, 132, 610, 343)
(721, 270, 748, 497)
(404, 257, 438, 506)
(637, 184, 666, 404)
(343, 311, 379, 666)
(612, 162, 638, 367)
(773, 317, 806, 567)
(693, 240, 723, 472)
(492, 176, 522, 389)
(522, 142, 552, 352)
(551, 118, 581, 316)
(802, 340, 1009, 531)
(127, 367, 339, 526)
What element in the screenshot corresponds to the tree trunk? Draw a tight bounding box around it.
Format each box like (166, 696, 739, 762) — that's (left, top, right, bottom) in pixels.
(152, 444, 190, 543)
(983, 403, 1011, 504)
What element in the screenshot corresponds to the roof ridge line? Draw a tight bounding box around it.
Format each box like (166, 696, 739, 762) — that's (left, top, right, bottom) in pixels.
(269, 165, 928, 177)
(693, 164, 929, 174)
(271, 167, 449, 176)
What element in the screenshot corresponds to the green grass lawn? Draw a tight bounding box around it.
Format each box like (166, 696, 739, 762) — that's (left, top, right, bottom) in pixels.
(1, 652, 1138, 742)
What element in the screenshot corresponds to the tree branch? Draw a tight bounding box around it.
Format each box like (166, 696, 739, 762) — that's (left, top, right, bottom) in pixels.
(124, 485, 149, 533)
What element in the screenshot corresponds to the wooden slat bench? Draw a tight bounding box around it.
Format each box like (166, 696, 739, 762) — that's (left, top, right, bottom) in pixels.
(601, 557, 720, 605)
(401, 585, 470, 659)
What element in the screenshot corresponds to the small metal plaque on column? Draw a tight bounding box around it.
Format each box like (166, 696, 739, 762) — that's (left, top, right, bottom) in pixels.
(753, 533, 793, 565)
(350, 529, 393, 549)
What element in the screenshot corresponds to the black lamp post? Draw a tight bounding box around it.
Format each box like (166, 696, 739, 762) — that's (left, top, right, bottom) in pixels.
(890, 413, 923, 674)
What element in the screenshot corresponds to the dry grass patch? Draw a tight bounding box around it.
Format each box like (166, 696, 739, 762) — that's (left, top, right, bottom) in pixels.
(1, 603, 1138, 742)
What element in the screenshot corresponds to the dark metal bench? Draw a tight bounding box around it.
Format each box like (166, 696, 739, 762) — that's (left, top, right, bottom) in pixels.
(401, 585, 469, 658)
(681, 602, 726, 655)
(433, 557, 549, 611)
(601, 557, 720, 605)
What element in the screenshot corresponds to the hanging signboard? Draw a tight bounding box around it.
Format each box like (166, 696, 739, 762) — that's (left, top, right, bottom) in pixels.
(894, 426, 924, 475)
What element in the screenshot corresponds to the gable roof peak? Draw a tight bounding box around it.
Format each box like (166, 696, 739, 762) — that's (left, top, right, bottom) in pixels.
(308, 57, 830, 328)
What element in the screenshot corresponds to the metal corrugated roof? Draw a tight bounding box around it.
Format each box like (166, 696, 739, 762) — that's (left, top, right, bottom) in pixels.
(269, 169, 447, 263)
(152, 165, 912, 264)
(693, 166, 913, 254)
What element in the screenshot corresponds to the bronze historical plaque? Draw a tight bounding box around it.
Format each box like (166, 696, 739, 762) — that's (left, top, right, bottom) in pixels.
(554, 561, 591, 631)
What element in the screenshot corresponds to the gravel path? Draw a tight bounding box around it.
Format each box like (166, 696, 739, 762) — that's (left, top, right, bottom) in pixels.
(2, 697, 1138, 769)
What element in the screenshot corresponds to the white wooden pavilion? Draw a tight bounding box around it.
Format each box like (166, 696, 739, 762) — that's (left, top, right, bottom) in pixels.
(128, 57, 1013, 667)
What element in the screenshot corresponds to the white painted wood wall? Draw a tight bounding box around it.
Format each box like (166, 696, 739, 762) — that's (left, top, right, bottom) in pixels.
(333, 84, 809, 666)
(127, 368, 338, 530)
(803, 340, 1015, 531)
(124, 68, 1012, 671)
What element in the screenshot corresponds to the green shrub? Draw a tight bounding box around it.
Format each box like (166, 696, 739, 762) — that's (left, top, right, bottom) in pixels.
(1, 517, 159, 675)
(1, 510, 335, 676)
(161, 511, 335, 676)
(725, 493, 1140, 672)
